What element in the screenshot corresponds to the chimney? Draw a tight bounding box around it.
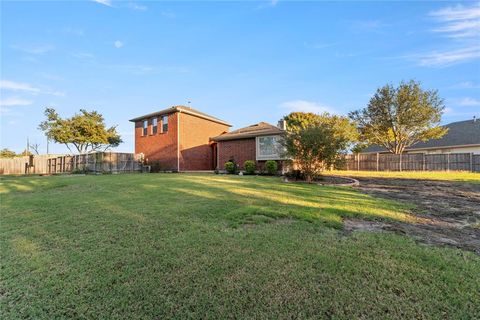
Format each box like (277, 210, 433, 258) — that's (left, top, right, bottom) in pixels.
(277, 119, 287, 131)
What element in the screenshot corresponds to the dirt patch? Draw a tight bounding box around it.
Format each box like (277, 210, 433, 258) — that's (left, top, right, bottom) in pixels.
(342, 176, 480, 254)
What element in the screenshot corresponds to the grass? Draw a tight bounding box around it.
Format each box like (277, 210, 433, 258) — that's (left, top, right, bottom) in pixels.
(328, 170, 480, 184)
(1, 173, 479, 319)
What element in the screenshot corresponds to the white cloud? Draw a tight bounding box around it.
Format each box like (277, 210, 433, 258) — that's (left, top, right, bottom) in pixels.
(0, 80, 40, 93)
(0, 97, 33, 107)
(256, 0, 279, 10)
(92, 0, 112, 7)
(161, 11, 176, 18)
(430, 4, 480, 38)
(106, 64, 189, 75)
(114, 40, 124, 48)
(71, 52, 95, 60)
(408, 3, 480, 67)
(450, 81, 480, 89)
(128, 3, 147, 11)
(414, 46, 480, 67)
(304, 42, 337, 49)
(279, 100, 333, 114)
(0, 80, 65, 97)
(63, 27, 85, 36)
(457, 97, 480, 106)
(10, 44, 54, 55)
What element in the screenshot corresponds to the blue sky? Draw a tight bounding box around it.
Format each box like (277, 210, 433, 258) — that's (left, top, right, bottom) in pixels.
(1, 0, 479, 154)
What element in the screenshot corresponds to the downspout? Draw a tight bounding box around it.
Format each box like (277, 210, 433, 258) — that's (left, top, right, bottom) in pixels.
(177, 111, 180, 172)
(217, 142, 220, 171)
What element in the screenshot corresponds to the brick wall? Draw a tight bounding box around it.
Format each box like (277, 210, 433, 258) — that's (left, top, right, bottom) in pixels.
(217, 138, 283, 172)
(134, 111, 230, 171)
(134, 113, 179, 171)
(179, 112, 230, 171)
(217, 138, 256, 170)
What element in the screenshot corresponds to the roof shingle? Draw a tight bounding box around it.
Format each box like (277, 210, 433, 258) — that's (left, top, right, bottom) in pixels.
(211, 122, 284, 141)
(129, 105, 231, 126)
(361, 119, 480, 153)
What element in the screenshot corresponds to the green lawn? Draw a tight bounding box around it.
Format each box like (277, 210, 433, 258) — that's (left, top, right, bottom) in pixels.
(1, 174, 479, 319)
(328, 170, 480, 183)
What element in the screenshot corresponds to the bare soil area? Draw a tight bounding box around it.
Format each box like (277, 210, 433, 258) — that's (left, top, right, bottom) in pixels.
(342, 176, 480, 254)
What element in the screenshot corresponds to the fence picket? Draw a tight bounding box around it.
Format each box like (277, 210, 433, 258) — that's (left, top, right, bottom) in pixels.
(343, 153, 480, 172)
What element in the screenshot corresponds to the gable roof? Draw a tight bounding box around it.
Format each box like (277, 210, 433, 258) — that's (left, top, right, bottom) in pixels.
(129, 105, 231, 126)
(211, 122, 284, 141)
(361, 119, 480, 153)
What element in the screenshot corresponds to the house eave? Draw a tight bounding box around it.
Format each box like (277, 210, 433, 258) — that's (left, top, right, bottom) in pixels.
(129, 106, 231, 127)
(211, 131, 283, 142)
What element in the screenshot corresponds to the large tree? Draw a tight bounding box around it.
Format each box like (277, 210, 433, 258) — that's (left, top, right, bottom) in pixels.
(349, 80, 448, 154)
(39, 108, 122, 154)
(283, 111, 359, 148)
(282, 112, 356, 182)
(0, 148, 17, 158)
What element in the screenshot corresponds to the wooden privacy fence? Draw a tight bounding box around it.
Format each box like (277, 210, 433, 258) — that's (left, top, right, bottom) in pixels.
(47, 152, 142, 174)
(342, 153, 480, 172)
(0, 152, 141, 174)
(0, 154, 63, 175)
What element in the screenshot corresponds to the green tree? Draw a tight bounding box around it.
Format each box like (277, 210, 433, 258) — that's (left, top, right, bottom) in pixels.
(349, 80, 448, 154)
(284, 112, 359, 148)
(19, 149, 32, 156)
(282, 113, 355, 182)
(39, 108, 122, 154)
(0, 148, 17, 158)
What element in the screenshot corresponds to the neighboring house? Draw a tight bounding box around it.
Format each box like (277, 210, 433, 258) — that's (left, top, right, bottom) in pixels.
(130, 106, 231, 171)
(361, 118, 480, 155)
(211, 121, 286, 171)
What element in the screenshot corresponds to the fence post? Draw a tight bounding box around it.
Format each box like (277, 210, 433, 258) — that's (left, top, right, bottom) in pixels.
(399, 153, 402, 172)
(422, 153, 426, 171)
(376, 153, 379, 171)
(447, 153, 450, 172)
(357, 154, 360, 171)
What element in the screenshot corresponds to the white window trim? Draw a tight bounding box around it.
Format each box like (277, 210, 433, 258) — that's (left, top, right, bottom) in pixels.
(255, 135, 285, 161)
(151, 118, 158, 135)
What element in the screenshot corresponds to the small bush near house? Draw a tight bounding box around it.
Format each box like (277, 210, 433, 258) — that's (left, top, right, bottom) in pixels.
(149, 161, 164, 173)
(285, 169, 306, 181)
(244, 160, 256, 175)
(265, 160, 278, 175)
(225, 161, 236, 174)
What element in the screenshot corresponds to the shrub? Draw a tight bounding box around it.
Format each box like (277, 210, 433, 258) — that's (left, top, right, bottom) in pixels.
(265, 160, 278, 175)
(244, 160, 256, 175)
(285, 169, 305, 181)
(225, 161, 236, 174)
(149, 161, 164, 173)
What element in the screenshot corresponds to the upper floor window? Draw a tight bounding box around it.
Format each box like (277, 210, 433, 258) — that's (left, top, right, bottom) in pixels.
(162, 115, 168, 133)
(256, 135, 284, 160)
(143, 120, 148, 136)
(152, 117, 158, 134)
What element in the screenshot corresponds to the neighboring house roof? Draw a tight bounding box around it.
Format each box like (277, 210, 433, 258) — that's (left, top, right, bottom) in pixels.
(361, 119, 480, 153)
(129, 105, 231, 126)
(211, 122, 284, 141)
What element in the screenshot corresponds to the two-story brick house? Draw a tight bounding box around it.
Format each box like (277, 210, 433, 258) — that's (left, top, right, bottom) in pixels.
(130, 106, 231, 171)
(131, 106, 285, 172)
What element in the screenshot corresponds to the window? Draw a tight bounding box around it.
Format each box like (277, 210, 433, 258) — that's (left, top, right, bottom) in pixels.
(162, 115, 168, 133)
(152, 118, 158, 134)
(256, 135, 284, 160)
(143, 120, 148, 136)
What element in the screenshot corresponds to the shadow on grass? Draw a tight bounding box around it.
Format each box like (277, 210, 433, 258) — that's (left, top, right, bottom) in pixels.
(0, 173, 414, 231)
